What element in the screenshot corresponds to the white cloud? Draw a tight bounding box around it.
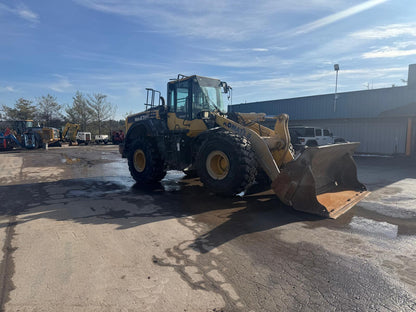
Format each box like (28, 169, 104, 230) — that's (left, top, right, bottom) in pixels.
(351, 23, 416, 39)
(49, 75, 72, 92)
(252, 48, 269, 52)
(292, 0, 389, 36)
(230, 65, 407, 103)
(74, 0, 370, 41)
(0, 3, 39, 24)
(0, 85, 16, 92)
(16, 5, 39, 23)
(363, 47, 416, 59)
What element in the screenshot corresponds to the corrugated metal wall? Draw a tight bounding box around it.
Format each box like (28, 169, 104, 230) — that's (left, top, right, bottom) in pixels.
(290, 118, 408, 155)
(229, 85, 416, 120)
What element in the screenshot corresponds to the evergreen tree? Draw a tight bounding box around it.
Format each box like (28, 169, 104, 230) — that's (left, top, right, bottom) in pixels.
(1, 98, 37, 120)
(36, 94, 63, 127)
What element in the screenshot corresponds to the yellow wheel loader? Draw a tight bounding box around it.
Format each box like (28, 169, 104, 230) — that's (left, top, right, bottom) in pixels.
(120, 75, 369, 218)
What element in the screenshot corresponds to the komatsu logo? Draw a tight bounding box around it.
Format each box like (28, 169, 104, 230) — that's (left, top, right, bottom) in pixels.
(223, 122, 251, 139)
(135, 115, 148, 121)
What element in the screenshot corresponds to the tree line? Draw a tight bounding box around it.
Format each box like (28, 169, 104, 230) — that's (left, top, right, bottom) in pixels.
(0, 92, 125, 135)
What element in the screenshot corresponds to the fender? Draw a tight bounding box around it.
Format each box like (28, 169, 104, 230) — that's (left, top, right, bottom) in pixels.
(121, 119, 168, 158)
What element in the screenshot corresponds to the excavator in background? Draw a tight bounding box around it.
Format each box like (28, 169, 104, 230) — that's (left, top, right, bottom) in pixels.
(120, 75, 369, 219)
(62, 122, 80, 145)
(61, 123, 92, 145)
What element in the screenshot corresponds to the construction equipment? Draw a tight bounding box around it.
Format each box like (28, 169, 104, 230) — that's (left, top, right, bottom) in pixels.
(0, 128, 22, 150)
(62, 122, 80, 145)
(120, 75, 369, 218)
(31, 127, 61, 147)
(1, 120, 63, 149)
(0, 120, 42, 149)
(61, 123, 91, 145)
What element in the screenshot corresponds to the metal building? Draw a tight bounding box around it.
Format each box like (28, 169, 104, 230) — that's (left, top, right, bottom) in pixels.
(229, 64, 416, 156)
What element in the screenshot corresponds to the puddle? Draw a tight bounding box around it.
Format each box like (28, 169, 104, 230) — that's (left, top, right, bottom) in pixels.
(359, 178, 416, 219)
(349, 216, 398, 239)
(161, 170, 186, 192)
(61, 155, 81, 164)
(66, 180, 128, 198)
(352, 207, 416, 236)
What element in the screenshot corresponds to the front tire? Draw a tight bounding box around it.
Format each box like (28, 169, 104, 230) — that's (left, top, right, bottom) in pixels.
(128, 139, 166, 184)
(196, 131, 256, 196)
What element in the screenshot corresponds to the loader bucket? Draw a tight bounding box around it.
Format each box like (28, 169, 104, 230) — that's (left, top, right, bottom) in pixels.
(271, 143, 369, 218)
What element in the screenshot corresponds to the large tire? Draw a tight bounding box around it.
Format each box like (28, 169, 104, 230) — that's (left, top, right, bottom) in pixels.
(196, 131, 256, 196)
(128, 138, 166, 184)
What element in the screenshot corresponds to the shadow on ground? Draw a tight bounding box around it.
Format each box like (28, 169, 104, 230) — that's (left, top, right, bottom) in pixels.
(0, 173, 323, 253)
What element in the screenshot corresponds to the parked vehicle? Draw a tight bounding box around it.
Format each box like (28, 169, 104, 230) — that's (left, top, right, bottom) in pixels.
(95, 134, 109, 144)
(111, 130, 124, 145)
(289, 126, 347, 150)
(76, 132, 91, 145)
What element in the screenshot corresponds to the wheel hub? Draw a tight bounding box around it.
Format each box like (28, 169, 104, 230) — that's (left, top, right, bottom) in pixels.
(206, 150, 229, 180)
(133, 149, 146, 173)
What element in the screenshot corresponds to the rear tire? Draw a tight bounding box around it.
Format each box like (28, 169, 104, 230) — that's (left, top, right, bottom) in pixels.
(128, 139, 166, 184)
(196, 131, 256, 196)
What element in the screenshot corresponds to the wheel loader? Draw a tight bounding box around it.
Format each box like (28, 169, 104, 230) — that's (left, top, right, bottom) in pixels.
(120, 74, 369, 218)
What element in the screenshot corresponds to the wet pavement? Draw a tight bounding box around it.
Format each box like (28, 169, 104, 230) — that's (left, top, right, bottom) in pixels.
(0, 146, 415, 311)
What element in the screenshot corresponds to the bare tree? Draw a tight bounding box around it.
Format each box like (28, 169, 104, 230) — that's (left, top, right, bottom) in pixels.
(87, 93, 115, 135)
(65, 91, 93, 131)
(2, 98, 37, 120)
(36, 94, 63, 127)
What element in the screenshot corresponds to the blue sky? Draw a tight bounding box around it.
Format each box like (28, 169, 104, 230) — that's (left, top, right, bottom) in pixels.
(1, 0, 416, 119)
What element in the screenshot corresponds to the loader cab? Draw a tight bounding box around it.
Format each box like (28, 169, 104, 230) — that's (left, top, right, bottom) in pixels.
(167, 75, 229, 120)
(12, 120, 33, 135)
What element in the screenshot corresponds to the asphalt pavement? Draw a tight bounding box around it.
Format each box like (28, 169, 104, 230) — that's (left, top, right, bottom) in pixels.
(0, 146, 415, 311)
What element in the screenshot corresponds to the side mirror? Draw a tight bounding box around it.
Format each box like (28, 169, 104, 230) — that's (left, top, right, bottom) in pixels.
(220, 81, 232, 93)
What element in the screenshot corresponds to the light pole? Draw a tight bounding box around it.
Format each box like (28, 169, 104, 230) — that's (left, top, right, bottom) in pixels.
(334, 64, 339, 112)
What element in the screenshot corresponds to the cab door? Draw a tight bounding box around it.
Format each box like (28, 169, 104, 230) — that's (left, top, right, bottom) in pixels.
(166, 78, 207, 136)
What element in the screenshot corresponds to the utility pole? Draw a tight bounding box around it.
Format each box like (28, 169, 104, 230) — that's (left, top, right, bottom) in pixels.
(334, 64, 339, 112)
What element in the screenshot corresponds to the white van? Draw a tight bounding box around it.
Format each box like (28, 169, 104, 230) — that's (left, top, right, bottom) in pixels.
(76, 132, 92, 145)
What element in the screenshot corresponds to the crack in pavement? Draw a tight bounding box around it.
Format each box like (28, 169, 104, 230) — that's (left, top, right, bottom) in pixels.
(0, 216, 17, 312)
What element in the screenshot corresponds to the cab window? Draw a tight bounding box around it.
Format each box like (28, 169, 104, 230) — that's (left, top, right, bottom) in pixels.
(323, 129, 330, 136)
(315, 129, 322, 136)
(176, 82, 189, 119)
